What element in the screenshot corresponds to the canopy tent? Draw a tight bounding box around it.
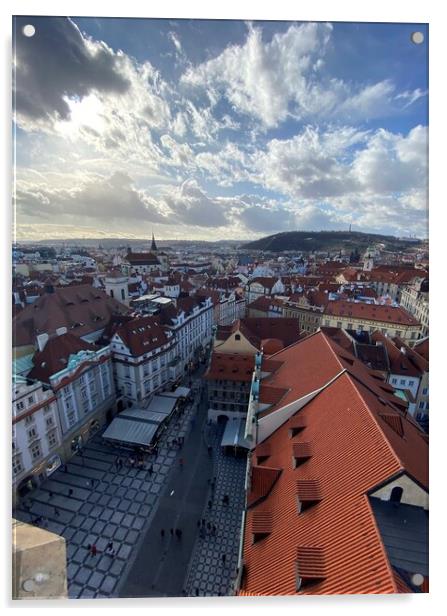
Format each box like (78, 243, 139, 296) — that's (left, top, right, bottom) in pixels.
(120, 407, 167, 425)
(221, 418, 251, 450)
(102, 417, 159, 448)
(159, 386, 191, 400)
(145, 395, 177, 417)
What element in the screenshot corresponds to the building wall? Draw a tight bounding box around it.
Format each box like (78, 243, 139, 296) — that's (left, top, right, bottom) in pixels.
(207, 378, 251, 423)
(214, 332, 258, 355)
(370, 473, 428, 510)
(322, 313, 421, 343)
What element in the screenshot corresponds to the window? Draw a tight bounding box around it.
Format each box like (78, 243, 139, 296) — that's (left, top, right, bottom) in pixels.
(45, 416, 54, 428)
(63, 385, 70, 395)
(419, 401, 425, 409)
(235, 334, 241, 341)
(422, 387, 428, 395)
(24, 415, 34, 425)
(390, 486, 403, 503)
(12, 456, 23, 476)
(30, 441, 42, 461)
(110, 289, 114, 298)
(65, 396, 73, 410)
(408, 380, 415, 387)
(16, 400, 25, 412)
(27, 427, 38, 442)
(336, 322, 342, 328)
(66, 410, 76, 428)
(81, 388, 88, 400)
(400, 379, 406, 385)
(28, 396, 34, 405)
(82, 398, 90, 414)
(391, 378, 397, 384)
(396, 330, 402, 337)
(47, 430, 58, 448)
(79, 374, 85, 384)
(121, 289, 126, 300)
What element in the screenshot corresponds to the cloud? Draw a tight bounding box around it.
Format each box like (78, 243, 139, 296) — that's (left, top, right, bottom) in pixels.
(181, 22, 426, 129)
(162, 179, 230, 227)
(13, 17, 130, 123)
(15, 171, 169, 224)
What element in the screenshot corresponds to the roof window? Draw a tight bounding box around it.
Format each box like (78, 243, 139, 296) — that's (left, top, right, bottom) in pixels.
(296, 546, 327, 590)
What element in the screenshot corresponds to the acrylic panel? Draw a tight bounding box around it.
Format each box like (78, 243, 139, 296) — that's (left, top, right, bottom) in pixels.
(12, 16, 428, 600)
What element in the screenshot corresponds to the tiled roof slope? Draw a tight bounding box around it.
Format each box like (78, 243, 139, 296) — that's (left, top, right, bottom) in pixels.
(239, 369, 428, 596)
(13, 285, 129, 347)
(114, 315, 170, 357)
(324, 300, 420, 326)
(29, 333, 96, 383)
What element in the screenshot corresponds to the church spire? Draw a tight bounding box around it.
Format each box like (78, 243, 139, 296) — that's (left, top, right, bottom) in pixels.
(151, 232, 158, 253)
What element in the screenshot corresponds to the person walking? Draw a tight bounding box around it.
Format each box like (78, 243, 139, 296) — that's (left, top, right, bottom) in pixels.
(160, 528, 165, 539)
(212, 524, 217, 536)
(221, 554, 226, 565)
(170, 528, 174, 537)
(148, 464, 153, 476)
(207, 446, 212, 457)
(91, 478, 96, 488)
(175, 528, 182, 540)
(197, 520, 201, 528)
(68, 488, 73, 497)
(207, 499, 212, 510)
(195, 588, 199, 596)
(54, 507, 60, 518)
(207, 522, 211, 532)
(90, 544, 97, 557)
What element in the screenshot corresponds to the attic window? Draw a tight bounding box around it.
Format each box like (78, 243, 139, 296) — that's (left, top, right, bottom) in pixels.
(296, 480, 322, 513)
(296, 546, 327, 590)
(292, 442, 312, 468)
(288, 415, 306, 437)
(235, 334, 241, 341)
(252, 511, 273, 543)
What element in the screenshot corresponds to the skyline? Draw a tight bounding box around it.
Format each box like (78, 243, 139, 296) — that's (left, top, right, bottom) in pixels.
(13, 17, 428, 241)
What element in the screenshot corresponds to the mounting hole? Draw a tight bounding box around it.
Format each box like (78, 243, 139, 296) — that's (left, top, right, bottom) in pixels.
(22, 24, 35, 38)
(411, 31, 424, 45)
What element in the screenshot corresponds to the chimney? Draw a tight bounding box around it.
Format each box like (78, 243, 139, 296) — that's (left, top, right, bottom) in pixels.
(56, 327, 68, 336)
(37, 333, 49, 352)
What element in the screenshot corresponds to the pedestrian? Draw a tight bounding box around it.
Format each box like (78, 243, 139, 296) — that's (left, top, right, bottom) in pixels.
(201, 518, 205, 527)
(161, 529, 165, 539)
(176, 528, 182, 539)
(49, 491, 53, 499)
(179, 457, 184, 469)
(68, 488, 73, 497)
(207, 446, 212, 457)
(207, 522, 211, 532)
(90, 544, 97, 557)
(195, 588, 199, 596)
(54, 507, 60, 518)
(197, 520, 201, 528)
(207, 500, 212, 510)
(149, 464, 153, 475)
(212, 525, 217, 536)
(170, 528, 174, 536)
(221, 554, 226, 565)
(91, 478, 96, 488)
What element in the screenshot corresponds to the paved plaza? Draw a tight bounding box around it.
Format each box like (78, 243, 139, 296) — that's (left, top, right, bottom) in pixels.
(13, 373, 248, 600)
(13, 390, 200, 599)
(184, 423, 247, 597)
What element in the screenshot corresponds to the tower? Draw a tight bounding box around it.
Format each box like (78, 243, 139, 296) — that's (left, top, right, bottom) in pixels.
(151, 232, 158, 253)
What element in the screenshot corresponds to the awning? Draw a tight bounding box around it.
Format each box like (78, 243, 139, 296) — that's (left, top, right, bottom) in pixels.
(145, 395, 177, 417)
(159, 386, 191, 399)
(120, 408, 166, 425)
(221, 418, 251, 449)
(102, 417, 158, 447)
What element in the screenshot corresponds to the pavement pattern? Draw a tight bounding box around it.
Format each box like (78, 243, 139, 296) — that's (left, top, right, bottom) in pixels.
(13, 392, 200, 599)
(183, 423, 247, 597)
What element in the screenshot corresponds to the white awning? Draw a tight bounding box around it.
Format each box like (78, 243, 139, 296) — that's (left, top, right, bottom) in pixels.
(221, 418, 250, 449)
(102, 417, 158, 447)
(120, 408, 165, 425)
(159, 386, 191, 399)
(145, 395, 177, 417)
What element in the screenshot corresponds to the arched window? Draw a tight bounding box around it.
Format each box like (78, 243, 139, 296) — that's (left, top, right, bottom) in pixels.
(390, 486, 403, 503)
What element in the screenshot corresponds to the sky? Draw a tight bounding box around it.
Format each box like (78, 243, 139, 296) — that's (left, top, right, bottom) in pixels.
(12, 16, 428, 242)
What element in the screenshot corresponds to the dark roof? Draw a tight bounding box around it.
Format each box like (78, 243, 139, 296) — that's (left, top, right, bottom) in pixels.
(369, 496, 428, 577)
(13, 285, 129, 348)
(114, 315, 170, 357)
(29, 333, 96, 383)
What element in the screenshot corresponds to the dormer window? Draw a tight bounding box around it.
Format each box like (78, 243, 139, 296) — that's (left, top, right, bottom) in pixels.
(296, 479, 322, 513)
(296, 546, 327, 591)
(256, 443, 271, 464)
(252, 511, 272, 543)
(292, 442, 312, 468)
(289, 415, 306, 438)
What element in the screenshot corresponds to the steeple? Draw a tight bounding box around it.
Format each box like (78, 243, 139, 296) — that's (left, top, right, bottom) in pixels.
(151, 232, 158, 253)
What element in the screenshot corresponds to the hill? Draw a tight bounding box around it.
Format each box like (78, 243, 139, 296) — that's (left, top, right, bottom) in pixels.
(240, 231, 422, 253)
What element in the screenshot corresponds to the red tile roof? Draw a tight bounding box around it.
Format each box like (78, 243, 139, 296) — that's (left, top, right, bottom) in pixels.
(13, 285, 129, 348)
(204, 353, 254, 382)
(324, 300, 420, 326)
(28, 333, 96, 383)
(239, 367, 428, 596)
(114, 315, 171, 357)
